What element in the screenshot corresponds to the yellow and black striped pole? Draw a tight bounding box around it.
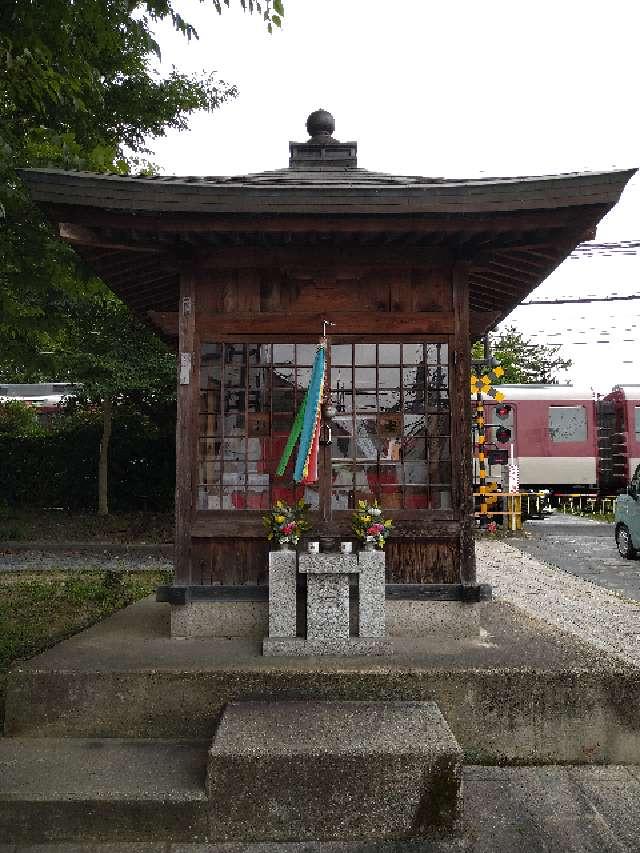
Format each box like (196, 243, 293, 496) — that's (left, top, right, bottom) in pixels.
(475, 393, 488, 517)
(471, 366, 505, 526)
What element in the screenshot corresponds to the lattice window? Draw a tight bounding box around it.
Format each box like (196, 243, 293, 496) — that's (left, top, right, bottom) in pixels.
(330, 342, 450, 510)
(198, 340, 451, 511)
(199, 342, 319, 510)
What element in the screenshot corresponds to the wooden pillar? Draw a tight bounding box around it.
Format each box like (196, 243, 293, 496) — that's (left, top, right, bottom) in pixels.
(174, 272, 196, 585)
(452, 262, 476, 584)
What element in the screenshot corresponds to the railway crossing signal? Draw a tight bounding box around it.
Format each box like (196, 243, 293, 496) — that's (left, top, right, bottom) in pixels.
(493, 402, 512, 444)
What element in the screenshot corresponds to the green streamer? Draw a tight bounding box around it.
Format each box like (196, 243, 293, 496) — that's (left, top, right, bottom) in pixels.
(276, 389, 308, 476)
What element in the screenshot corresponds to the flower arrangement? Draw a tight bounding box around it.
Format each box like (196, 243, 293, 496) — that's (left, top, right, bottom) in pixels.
(351, 500, 393, 550)
(263, 499, 310, 548)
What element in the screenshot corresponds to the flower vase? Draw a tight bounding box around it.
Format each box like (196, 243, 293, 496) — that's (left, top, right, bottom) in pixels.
(278, 542, 292, 551)
(362, 541, 375, 552)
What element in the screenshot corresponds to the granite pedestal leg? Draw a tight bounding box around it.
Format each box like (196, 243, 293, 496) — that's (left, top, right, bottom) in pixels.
(268, 550, 297, 638)
(358, 550, 386, 638)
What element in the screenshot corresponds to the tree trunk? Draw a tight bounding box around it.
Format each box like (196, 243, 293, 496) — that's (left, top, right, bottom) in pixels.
(98, 397, 113, 516)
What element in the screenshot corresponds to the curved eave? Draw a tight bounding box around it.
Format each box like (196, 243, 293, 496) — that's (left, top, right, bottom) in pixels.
(18, 167, 636, 215)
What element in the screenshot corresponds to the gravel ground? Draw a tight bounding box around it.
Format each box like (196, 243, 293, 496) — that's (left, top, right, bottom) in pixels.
(0, 550, 173, 572)
(506, 513, 640, 600)
(477, 539, 640, 668)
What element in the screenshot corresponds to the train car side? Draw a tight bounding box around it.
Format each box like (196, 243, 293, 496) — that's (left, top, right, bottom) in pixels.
(479, 385, 598, 492)
(602, 385, 640, 492)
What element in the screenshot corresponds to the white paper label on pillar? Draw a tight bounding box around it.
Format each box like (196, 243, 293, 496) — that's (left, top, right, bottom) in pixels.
(180, 352, 192, 385)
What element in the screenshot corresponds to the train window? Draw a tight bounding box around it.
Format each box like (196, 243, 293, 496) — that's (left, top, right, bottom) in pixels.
(548, 406, 587, 442)
(635, 407, 640, 440)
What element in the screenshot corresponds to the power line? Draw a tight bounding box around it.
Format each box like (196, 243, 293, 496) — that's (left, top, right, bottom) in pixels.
(571, 240, 640, 258)
(522, 294, 640, 305)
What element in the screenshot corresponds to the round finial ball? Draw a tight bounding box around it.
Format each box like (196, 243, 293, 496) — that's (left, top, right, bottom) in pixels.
(306, 109, 335, 138)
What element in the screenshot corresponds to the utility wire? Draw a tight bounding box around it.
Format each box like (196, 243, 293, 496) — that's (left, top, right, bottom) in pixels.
(571, 240, 640, 257)
(522, 294, 640, 305)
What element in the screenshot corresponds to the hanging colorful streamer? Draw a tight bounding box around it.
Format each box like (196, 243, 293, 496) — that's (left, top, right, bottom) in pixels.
(275, 341, 326, 483)
(275, 389, 308, 477)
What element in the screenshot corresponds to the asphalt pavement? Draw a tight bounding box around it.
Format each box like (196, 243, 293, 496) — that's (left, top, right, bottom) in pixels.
(510, 511, 640, 601)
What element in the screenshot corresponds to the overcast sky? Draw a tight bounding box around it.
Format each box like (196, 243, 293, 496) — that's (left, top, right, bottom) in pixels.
(148, 0, 640, 394)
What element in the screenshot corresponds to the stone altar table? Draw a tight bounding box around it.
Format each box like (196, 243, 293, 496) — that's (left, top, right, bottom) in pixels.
(263, 549, 391, 656)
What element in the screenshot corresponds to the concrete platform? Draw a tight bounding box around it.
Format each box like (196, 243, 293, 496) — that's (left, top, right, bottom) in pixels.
(0, 738, 208, 843)
(207, 701, 462, 840)
(5, 597, 640, 764)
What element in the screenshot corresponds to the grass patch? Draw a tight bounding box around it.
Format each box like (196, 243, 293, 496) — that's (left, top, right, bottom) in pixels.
(556, 507, 615, 524)
(0, 509, 173, 543)
(0, 568, 172, 730)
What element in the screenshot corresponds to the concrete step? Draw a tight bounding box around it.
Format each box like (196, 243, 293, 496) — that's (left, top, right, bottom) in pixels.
(0, 738, 208, 843)
(208, 700, 463, 841)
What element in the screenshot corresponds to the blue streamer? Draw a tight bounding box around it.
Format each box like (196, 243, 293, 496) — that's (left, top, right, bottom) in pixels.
(294, 346, 325, 482)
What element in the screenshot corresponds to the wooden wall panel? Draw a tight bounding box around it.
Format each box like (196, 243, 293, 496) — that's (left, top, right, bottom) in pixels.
(192, 537, 459, 585)
(194, 264, 453, 319)
(192, 538, 269, 585)
(196, 270, 226, 313)
(385, 540, 459, 584)
(410, 268, 452, 312)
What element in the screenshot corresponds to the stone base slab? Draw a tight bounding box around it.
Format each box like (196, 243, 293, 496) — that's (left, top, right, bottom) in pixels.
(172, 600, 482, 639)
(262, 637, 392, 657)
(207, 700, 463, 841)
(387, 600, 481, 638)
(171, 602, 268, 639)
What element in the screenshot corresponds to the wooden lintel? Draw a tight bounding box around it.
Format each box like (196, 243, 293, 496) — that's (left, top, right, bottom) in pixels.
(149, 311, 455, 338)
(59, 222, 160, 253)
(196, 245, 453, 270)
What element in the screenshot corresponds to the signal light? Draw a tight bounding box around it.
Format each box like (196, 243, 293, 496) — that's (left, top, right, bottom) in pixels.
(495, 403, 512, 420)
(495, 426, 512, 444)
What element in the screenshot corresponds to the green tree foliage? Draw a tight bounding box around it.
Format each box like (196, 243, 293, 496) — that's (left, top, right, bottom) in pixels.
(1, 0, 284, 510)
(0, 401, 42, 436)
(0, 0, 282, 370)
(473, 326, 572, 384)
(42, 290, 177, 514)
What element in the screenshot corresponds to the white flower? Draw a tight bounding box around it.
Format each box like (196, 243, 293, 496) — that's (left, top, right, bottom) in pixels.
(370, 507, 382, 517)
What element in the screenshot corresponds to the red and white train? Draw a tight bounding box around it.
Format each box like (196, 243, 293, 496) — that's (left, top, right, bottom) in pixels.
(479, 384, 640, 496)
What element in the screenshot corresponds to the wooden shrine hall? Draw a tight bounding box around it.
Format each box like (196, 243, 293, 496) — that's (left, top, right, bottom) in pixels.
(21, 110, 634, 599)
